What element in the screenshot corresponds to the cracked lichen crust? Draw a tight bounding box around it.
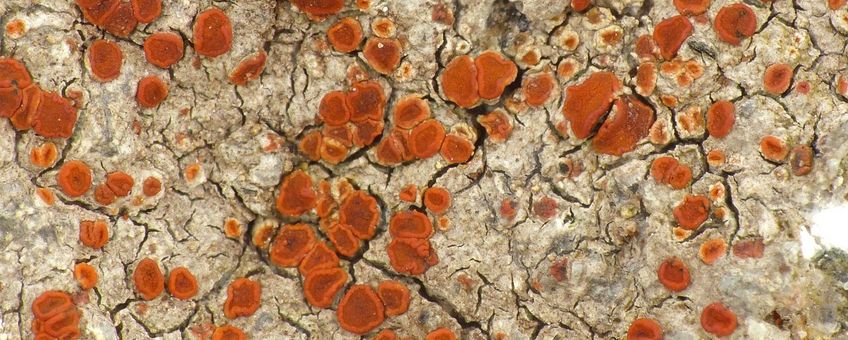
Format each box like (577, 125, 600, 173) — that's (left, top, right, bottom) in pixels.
(1, 0, 848, 339)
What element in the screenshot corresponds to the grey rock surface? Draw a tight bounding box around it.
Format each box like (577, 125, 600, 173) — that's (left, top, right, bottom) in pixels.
(2, 0, 848, 339)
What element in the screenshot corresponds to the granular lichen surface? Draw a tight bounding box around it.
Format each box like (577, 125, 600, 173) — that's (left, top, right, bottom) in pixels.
(2, 0, 848, 339)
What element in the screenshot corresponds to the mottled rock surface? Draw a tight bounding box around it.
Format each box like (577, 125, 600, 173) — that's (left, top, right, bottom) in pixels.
(2, 0, 848, 339)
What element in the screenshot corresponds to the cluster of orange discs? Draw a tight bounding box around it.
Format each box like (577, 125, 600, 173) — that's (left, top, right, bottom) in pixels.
(31, 291, 82, 339)
(373, 95, 477, 166)
(386, 209, 439, 275)
(326, 15, 403, 76)
(561, 71, 656, 156)
(131, 258, 198, 301)
(75, 0, 161, 38)
(440, 50, 518, 109)
(299, 81, 388, 164)
(271, 169, 407, 334)
(638, 255, 739, 338)
(55, 159, 161, 205)
(0, 58, 78, 139)
(76, 1, 250, 109)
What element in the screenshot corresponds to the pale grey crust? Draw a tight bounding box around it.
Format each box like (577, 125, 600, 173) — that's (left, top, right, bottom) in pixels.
(1, 0, 847, 339)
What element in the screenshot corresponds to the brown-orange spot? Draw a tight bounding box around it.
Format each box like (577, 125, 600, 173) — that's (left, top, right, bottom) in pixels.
(674, 0, 710, 15)
(378, 280, 410, 316)
(270, 223, 317, 267)
(229, 51, 267, 85)
(440, 133, 474, 164)
(94, 184, 116, 206)
(673, 195, 710, 230)
(732, 238, 765, 259)
(352, 119, 384, 147)
(327, 223, 361, 257)
(634, 34, 657, 61)
(475, 50, 518, 100)
(5, 19, 26, 39)
(131, 0, 162, 23)
(223, 278, 261, 319)
(426, 328, 457, 340)
(74, 263, 99, 290)
(562, 71, 621, 139)
(701, 302, 737, 337)
(36, 188, 56, 206)
(339, 191, 380, 240)
(592, 95, 655, 156)
(348, 81, 385, 122)
(364, 38, 402, 75)
(212, 325, 246, 340)
(393, 95, 431, 129)
(133, 258, 164, 300)
(706, 100, 735, 138)
(635, 62, 657, 96)
(0, 81, 23, 119)
(699, 238, 727, 265)
(789, 145, 813, 176)
(374, 130, 409, 166)
(389, 210, 433, 239)
(627, 318, 663, 340)
(291, 0, 344, 20)
(533, 196, 558, 220)
(714, 3, 757, 45)
(320, 136, 349, 164)
(106, 171, 134, 197)
(440, 55, 480, 108)
(657, 257, 690, 292)
(193, 7, 233, 58)
(653, 15, 692, 60)
(76, 0, 119, 27)
(571, 0, 591, 12)
(102, 1, 138, 38)
(88, 39, 122, 82)
(477, 110, 513, 143)
(328, 17, 363, 53)
(399, 184, 417, 202)
(650, 156, 692, 190)
(224, 218, 242, 238)
(319, 91, 352, 127)
(298, 241, 339, 275)
(79, 219, 109, 249)
(763, 63, 793, 95)
(29, 91, 77, 138)
(0, 58, 33, 89)
(299, 130, 323, 161)
(375, 329, 399, 340)
(9, 83, 41, 131)
(431, 2, 455, 25)
(143, 32, 184, 68)
(522, 72, 556, 107)
(57, 160, 92, 198)
(759, 135, 788, 162)
(275, 170, 317, 217)
(303, 267, 348, 308)
(387, 237, 439, 275)
(29, 142, 58, 168)
(142, 176, 162, 197)
(167, 267, 198, 300)
(337, 285, 385, 335)
(136, 75, 168, 108)
(423, 187, 451, 215)
(409, 119, 446, 159)
(707, 149, 726, 167)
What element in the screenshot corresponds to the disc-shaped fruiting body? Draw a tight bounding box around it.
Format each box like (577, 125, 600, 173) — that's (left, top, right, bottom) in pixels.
(193, 7, 233, 58)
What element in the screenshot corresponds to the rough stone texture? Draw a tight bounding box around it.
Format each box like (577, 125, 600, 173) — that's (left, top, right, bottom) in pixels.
(1, 0, 848, 339)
